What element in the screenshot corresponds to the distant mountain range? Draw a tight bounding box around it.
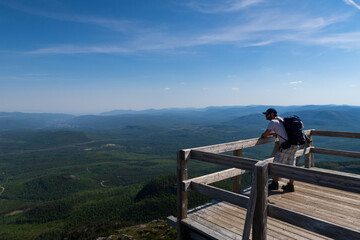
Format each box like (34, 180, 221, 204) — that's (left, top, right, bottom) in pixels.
(1, 105, 360, 132)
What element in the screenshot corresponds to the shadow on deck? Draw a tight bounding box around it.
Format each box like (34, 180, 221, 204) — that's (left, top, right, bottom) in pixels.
(167, 130, 360, 240)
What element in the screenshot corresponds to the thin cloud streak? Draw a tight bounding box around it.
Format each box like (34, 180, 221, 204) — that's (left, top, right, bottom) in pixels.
(289, 81, 303, 85)
(302, 32, 360, 49)
(27, 45, 132, 54)
(187, 0, 264, 13)
(0, 1, 141, 33)
(22, 4, 360, 55)
(344, 0, 360, 10)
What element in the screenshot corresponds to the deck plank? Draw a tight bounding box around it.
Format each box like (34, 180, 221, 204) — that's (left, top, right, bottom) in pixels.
(270, 181, 360, 230)
(216, 201, 330, 240)
(270, 193, 360, 229)
(170, 179, 359, 240)
(186, 213, 242, 240)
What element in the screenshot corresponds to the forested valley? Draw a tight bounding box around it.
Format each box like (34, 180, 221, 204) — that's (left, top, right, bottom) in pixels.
(1, 105, 360, 239)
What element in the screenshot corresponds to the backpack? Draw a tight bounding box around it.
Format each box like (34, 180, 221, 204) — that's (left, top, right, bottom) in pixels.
(280, 115, 308, 145)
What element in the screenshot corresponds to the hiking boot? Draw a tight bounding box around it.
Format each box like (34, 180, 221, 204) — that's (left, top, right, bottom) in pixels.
(282, 183, 294, 192)
(268, 181, 279, 190)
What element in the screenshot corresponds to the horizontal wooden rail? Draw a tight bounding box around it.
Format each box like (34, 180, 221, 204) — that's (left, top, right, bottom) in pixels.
(311, 130, 360, 139)
(311, 147, 360, 159)
(190, 150, 259, 171)
(191, 182, 249, 208)
(268, 204, 360, 240)
(178, 130, 313, 160)
(269, 163, 360, 194)
(249, 147, 311, 165)
(184, 136, 277, 154)
(295, 146, 311, 158)
(182, 168, 245, 191)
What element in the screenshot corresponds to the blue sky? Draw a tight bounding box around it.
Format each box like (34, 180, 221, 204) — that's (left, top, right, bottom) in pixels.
(1, 0, 360, 114)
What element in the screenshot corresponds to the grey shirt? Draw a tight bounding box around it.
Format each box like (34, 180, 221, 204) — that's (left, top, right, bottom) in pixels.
(267, 117, 288, 144)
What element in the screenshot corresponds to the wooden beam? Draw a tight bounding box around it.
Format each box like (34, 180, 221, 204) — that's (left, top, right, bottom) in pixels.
(252, 161, 268, 240)
(182, 168, 245, 192)
(261, 147, 309, 164)
(304, 129, 312, 136)
(182, 216, 242, 240)
(268, 204, 360, 240)
(309, 134, 315, 167)
(183, 136, 277, 154)
(177, 150, 189, 240)
(167, 215, 178, 229)
(242, 170, 258, 240)
(263, 157, 274, 163)
(190, 182, 249, 208)
(179, 149, 191, 160)
(311, 130, 360, 139)
(190, 150, 259, 171)
(233, 149, 243, 194)
(311, 147, 360, 159)
(295, 147, 311, 158)
(269, 163, 360, 194)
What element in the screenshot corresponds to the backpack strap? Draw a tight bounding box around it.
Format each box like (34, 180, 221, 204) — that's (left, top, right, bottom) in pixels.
(277, 119, 288, 142)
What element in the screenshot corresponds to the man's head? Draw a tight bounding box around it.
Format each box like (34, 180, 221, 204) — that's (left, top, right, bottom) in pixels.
(263, 108, 277, 120)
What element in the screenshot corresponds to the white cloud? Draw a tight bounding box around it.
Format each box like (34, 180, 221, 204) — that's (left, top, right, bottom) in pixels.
(302, 32, 360, 49)
(289, 81, 303, 85)
(203, 87, 209, 90)
(232, 87, 240, 90)
(186, 0, 264, 13)
(27, 45, 132, 54)
(15, 0, 360, 55)
(0, 1, 140, 33)
(164, 88, 171, 91)
(344, 0, 360, 10)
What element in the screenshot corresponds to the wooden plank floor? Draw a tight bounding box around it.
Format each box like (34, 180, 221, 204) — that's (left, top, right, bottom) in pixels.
(169, 180, 360, 239)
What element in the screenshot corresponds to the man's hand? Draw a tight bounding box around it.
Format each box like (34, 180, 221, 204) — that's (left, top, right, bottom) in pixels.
(261, 129, 274, 138)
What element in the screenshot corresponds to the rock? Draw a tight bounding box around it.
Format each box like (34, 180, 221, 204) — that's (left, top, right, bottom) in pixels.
(138, 229, 152, 236)
(153, 225, 166, 229)
(151, 219, 162, 223)
(160, 229, 170, 239)
(118, 234, 134, 240)
(107, 235, 118, 240)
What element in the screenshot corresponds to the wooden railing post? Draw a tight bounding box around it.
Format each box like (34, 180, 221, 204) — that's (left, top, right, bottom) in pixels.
(305, 134, 314, 168)
(252, 161, 268, 240)
(242, 167, 258, 240)
(310, 135, 315, 167)
(233, 149, 243, 193)
(177, 150, 190, 240)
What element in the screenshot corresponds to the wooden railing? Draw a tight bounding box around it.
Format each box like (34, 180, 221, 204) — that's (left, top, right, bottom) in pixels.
(176, 130, 360, 240)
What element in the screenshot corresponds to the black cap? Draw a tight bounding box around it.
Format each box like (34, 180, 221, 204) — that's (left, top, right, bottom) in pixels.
(262, 108, 277, 115)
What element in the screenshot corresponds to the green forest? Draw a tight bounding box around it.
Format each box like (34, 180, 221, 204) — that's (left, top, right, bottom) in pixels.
(1, 106, 360, 239)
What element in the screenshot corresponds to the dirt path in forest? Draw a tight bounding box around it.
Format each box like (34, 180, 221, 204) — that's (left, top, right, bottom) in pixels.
(100, 180, 108, 187)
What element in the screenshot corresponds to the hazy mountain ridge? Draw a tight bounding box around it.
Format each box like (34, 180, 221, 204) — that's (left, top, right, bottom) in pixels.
(1, 105, 360, 131)
(222, 109, 360, 132)
(0, 112, 75, 131)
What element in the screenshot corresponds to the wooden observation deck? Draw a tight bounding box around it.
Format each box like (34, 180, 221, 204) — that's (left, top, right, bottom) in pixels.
(167, 130, 360, 240)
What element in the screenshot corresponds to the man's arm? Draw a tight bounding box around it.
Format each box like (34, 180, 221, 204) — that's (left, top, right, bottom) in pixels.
(261, 129, 275, 138)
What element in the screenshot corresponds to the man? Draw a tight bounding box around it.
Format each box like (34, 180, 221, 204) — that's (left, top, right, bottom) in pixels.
(261, 108, 297, 192)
